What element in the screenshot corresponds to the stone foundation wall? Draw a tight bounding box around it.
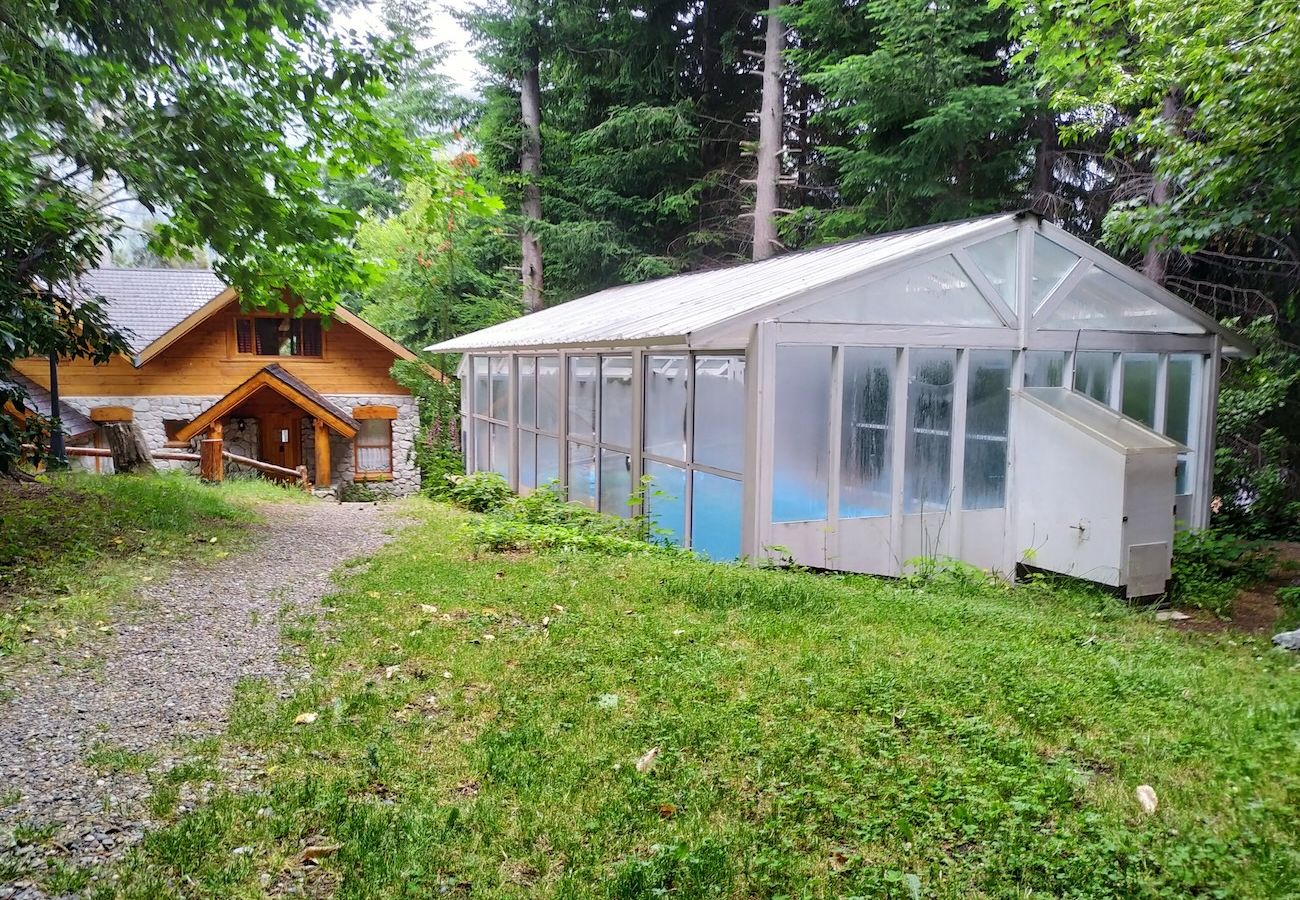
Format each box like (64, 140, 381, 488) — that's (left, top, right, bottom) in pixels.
(60, 394, 421, 494)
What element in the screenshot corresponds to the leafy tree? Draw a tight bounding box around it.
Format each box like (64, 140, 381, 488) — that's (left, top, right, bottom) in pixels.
(354, 159, 515, 351)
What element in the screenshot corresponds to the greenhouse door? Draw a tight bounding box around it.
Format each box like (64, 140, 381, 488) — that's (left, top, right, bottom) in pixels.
(768, 345, 898, 574)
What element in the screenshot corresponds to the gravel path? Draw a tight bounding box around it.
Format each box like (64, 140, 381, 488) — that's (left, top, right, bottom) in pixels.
(0, 501, 398, 898)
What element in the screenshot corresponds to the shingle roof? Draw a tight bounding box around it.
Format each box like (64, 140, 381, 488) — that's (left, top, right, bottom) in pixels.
(428, 214, 1019, 352)
(3, 370, 96, 439)
(76, 268, 227, 356)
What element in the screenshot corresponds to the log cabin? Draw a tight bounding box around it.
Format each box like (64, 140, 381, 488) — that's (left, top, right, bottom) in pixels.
(9, 268, 425, 494)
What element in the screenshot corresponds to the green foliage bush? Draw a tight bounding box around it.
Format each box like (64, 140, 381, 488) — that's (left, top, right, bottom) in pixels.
(1169, 528, 1275, 616)
(445, 471, 514, 513)
(1213, 319, 1300, 540)
(337, 482, 380, 503)
(453, 477, 682, 557)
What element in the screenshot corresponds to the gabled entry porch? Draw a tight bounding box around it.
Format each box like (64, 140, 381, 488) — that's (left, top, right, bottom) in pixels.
(175, 364, 360, 489)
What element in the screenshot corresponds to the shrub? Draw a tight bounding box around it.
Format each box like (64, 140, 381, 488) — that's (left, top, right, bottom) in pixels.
(445, 471, 513, 513)
(1169, 528, 1275, 616)
(338, 481, 380, 503)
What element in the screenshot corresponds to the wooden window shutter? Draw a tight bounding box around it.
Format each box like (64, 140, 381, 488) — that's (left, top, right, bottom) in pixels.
(235, 318, 253, 354)
(301, 319, 322, 357)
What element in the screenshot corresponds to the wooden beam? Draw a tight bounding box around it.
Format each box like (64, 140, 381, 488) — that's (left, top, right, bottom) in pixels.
(200, 421, 224, 482)
(352, 404, 399, 420)
(174, 369, 358, 443)
(89, 405, 134, 423)
(314, 417, 331, 490)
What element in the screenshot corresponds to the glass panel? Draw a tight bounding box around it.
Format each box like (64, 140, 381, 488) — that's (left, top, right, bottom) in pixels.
(567, 442, 597, 508)
(568, 356, 597, 440)
(489, 423, 510, 481)
(904, 349, 956, 514)
(1073, 352, 1114, 404)
(1031, 233, 1079, 310)
(693, 355, 746, 472)
(644, 461, 686, 547)
(536, 356, 561, 434)
(472, 356, 489, 416)
(600, 355, 633, 448)
(786, 255, 1003, 327)
(692, 471, 742, 561)
(1121, 353, 1159, 427)
(1166, 354, 1200, 496)
(1024, 350, 1066, 387)
(518, 429, 537, 489)
(537, 435, 560, 487)
(1042, 267, 1205, 333)
(1165, 356, 1197, 446)
(773, 345, 831, 522)
(473, 418, 489, 472)
(965, 232, 1018, 313)
(599, 449, 633, 517)
(489, 356, 510, 420)
(518, 357, 537, 429)
(644, 355, 688, 460)
(840, 347, 893, 519)
(963, 350, 1012, 510)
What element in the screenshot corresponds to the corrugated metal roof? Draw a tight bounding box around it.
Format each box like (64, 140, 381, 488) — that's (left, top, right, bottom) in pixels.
(3, 369, 96, 439)
(428, 214, 1018, 352)
(76, 268, 227, 355)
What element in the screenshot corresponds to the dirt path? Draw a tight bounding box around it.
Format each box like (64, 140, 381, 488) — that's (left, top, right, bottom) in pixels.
(0, 501, 399, 899)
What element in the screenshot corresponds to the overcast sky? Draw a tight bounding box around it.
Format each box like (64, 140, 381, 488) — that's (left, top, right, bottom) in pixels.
(336, 0, 484, 95)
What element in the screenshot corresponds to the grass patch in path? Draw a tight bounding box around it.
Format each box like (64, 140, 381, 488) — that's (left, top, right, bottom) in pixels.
(111, 501, 1300, 898)
(0, 471, 302, 659)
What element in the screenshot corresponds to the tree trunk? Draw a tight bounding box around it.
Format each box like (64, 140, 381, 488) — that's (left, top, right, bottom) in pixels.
(1029, 105, 1059, 219)
(752, 0, 785, 261)
(1142, 88, 1183, 286)
(520, 16, 545, 314)
(103, 422, 156, 475)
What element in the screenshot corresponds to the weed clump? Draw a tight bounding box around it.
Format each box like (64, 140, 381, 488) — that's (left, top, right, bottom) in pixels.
(1169, 528, 1275, 616)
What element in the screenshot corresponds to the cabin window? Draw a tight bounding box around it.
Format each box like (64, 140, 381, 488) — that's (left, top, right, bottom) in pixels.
(235, 317, 322, 357)
(354, 419, 393, 478)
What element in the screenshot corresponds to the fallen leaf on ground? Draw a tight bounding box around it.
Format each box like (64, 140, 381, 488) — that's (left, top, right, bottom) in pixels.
(657, 803, 677, 818)
(419, 603, 439, 614)
(552, 604, 565, 613)
(293, 712, 318, 725)
(384, 665, 400, 680)
(300, 844, 341, 865)
(635, 747, 660, 774)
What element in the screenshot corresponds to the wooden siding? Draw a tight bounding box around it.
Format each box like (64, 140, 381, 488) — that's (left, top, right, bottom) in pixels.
(13, 302, 411, 397)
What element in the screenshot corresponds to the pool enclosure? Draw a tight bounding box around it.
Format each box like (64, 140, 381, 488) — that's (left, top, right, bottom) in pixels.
(431, 212, 1252, 593)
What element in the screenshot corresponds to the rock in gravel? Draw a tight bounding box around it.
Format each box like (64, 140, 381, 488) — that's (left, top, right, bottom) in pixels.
(1272, 629, 1300, 652)
(0, 501, 398, 897)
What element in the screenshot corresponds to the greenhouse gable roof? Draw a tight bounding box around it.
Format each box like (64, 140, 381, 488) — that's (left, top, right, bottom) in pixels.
(428, 212, 1252, 355)
(429, 215, 1019, 352)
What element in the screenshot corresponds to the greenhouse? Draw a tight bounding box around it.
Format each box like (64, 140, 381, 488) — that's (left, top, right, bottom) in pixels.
(431, 212, 1253, 595)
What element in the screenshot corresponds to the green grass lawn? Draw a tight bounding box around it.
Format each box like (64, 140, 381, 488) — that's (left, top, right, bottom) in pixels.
(0, 471, 301, 658)
(110, 501, 1300, 899)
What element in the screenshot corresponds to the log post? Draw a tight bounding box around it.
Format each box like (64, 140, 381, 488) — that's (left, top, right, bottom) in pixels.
(297, 464, 310, 492)
(313, 418, 330, 490)
(200, 422, 224, 482)
(103, 421, 157, 475)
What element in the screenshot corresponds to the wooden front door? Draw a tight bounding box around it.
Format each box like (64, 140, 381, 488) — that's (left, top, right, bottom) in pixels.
(259, 414, 302, 472)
